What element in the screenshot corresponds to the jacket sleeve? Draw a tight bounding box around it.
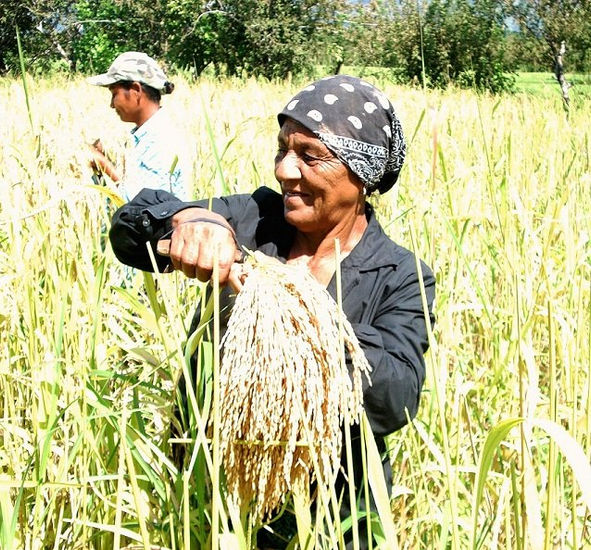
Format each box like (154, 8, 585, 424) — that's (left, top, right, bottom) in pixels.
(108, 188, 208, 272)
(108, 188, 262, 271)
(352, 259, 435, 436)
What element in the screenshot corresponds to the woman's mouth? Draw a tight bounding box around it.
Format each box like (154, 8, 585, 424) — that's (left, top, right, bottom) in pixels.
(283, 190, 309, 207)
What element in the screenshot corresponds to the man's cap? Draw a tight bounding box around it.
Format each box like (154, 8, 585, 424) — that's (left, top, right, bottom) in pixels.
(87, 51, 170, 92)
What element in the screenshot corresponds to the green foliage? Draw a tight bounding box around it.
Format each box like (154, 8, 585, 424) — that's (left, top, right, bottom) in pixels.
(504, 0, 591, 72)
(1, 0, 588, 92)
(333, 0, 517, 92)
(0, 0, 347, 80)
(0, 2, 76, 74)
(0, 6, 33, 73)
(505, 32, 549, 72)
(70, 0, 134, 72)
(169, 0, 346, 79)
(71, 0, 188, 72)
(387, 0, 516, 92)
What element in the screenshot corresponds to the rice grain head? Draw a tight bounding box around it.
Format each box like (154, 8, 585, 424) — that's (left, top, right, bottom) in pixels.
(218, 251, 371, 523)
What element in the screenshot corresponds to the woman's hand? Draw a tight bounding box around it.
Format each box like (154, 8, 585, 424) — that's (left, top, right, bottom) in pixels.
(156, 208, 243, 287)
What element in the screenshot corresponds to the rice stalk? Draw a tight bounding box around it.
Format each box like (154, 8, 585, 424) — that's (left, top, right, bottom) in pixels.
(15, 26, 33, 131)
(360, 414, 399, 550)
(113, 399, 126, 550)
(211, 254, 221, 550)
(543, 300, 557, 549)
(218, 251, 371, 525)
(200, 91, 230, 196)
(1, 74, 590, 548)
(470, 416, 591, 550)
(336, 239, 360, 550)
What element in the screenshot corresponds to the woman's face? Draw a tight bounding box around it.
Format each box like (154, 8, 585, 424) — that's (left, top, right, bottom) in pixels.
(275, 118, 364, 235)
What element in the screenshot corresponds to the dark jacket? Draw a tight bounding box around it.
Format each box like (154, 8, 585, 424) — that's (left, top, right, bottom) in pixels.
(110, 186, 436, 547)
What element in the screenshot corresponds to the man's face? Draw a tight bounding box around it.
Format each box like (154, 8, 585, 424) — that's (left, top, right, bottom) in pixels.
(108, 83, 139, 123)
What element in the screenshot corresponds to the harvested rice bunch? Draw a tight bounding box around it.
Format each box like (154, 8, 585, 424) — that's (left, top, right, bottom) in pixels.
(218, 251, 371, 523)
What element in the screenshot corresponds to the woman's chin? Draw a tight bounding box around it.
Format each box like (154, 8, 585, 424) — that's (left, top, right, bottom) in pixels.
(284, 209, 312, 230)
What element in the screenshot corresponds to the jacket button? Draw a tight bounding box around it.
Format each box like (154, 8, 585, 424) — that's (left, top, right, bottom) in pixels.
(142, 219, 150, 227)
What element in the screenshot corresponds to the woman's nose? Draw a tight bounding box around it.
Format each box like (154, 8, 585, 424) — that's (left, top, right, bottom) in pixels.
(274, 151, 301, 181)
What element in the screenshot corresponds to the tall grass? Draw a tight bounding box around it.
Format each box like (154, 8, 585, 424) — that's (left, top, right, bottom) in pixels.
(0, 73, 589, 548)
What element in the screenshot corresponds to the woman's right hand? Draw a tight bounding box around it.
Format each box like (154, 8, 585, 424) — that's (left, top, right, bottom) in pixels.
(156, 208, 243, 286)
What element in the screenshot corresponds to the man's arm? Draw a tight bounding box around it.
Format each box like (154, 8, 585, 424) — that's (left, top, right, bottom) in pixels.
(90, 139, 121, 182)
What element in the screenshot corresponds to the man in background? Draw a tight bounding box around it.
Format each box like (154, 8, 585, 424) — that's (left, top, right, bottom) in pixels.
(88, 51, 192, 201)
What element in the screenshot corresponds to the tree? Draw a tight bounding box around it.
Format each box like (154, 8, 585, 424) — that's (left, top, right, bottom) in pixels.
(169, 0, 349, 79)
(0, 0, 354, 80)
(71, 0, 171, 73)
(504, 30, 547, 71)
(503, 0, 591, 107)
(0, 5, 35, 73)
(339, 0, 407, 75)
(0, 1, 79, 73)
(379, 0, 514, 92)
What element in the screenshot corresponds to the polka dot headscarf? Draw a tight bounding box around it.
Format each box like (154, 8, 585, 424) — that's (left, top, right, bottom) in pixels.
(278, 75, 406, 195)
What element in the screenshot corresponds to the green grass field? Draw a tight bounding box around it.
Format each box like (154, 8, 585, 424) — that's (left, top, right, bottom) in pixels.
(0, 72, 590, 549)
(514, 71, 591, 98)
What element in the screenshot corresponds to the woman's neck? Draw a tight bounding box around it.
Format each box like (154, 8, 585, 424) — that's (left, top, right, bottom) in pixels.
(287, 211, 368, 287)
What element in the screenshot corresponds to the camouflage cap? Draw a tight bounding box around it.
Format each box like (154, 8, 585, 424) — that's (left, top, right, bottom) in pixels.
(87, 51, 169, 92)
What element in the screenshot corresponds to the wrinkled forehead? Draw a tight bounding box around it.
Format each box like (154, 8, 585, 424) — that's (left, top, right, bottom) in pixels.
(277, 117, 316, 139)
(277, 117, 335, 154)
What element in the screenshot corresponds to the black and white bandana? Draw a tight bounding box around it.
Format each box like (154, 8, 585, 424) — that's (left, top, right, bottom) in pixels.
(278, 75, 406, 195)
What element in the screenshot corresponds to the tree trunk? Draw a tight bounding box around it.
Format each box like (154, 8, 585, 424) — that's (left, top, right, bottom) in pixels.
(35, 23, 73, 70)
(553, 40, 571, 109)
(53, 39, 72, 69)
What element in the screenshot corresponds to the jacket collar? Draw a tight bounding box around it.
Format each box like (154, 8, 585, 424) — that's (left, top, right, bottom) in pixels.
(343, 203, 401, 272)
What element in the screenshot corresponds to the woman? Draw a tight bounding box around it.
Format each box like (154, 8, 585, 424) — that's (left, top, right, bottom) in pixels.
(110, 75, 435, 548)
(88, 51, 191, 201)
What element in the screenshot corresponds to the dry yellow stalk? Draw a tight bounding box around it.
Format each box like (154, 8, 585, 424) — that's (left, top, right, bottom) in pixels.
(218, 252, 371, 523)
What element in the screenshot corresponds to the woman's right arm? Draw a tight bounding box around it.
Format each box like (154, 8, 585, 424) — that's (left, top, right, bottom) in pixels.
(109, 188, 242, 284)
(109, 188, 196, 271)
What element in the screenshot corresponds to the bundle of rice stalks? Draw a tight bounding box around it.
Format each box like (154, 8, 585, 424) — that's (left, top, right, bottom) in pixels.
(218, 251, 371, 523)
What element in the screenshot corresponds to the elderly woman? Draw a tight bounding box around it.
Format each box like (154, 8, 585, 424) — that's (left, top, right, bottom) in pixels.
(109, 75, 435, 548)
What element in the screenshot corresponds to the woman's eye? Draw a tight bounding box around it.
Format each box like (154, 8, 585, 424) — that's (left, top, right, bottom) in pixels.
(302, 153, 319, 164)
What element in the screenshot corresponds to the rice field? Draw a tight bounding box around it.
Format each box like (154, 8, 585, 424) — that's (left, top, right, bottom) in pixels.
(0, 72, 590, 549)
